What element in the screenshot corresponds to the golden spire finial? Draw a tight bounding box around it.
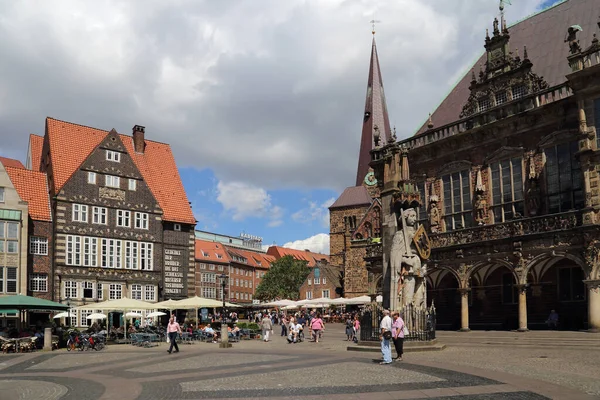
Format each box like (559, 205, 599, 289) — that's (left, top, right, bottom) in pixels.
(370, 19, 381, 35)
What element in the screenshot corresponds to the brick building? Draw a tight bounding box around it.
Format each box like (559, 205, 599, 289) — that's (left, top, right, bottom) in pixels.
(25, 117, 196, 327)
(266, 246, 337, 300)
(368, 1, 600, 331)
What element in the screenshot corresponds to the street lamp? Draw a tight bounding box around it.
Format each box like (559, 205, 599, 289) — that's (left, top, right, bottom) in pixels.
(218, 274, 231, 348)
(66, 298, 71, 328)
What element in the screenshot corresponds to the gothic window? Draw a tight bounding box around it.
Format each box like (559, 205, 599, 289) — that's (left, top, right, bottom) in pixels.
(478, 98, 491, 112)
(490, 158, 524, 222)
(416, 182, 427, 225)
(511, 84, 527, 100)
(544, 142, 584, 214)
(594, 98, 600, 149)
(442, 170, 472, 231)
(495, 91, 507, 105)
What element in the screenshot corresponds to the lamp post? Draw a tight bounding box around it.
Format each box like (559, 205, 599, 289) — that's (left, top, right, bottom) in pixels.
(66, 298, 71, 328)
(218, 274, 231, 348)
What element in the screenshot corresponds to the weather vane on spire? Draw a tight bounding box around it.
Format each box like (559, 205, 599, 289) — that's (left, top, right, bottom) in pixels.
(370, 19, 381, 35)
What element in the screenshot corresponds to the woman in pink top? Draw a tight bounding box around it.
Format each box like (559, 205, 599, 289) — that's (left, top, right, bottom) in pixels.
(391, 312, 405, 361)
(352, 315, 360, 342)
(310, 313, 324, 343)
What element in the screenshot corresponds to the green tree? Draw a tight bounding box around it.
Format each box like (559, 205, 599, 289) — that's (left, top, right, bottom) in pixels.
(254, 255, 310, 301)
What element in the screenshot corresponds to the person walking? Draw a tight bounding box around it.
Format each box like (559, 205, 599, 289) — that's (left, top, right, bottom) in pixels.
(166, 315, 182, 354)
(310, 313, 324, 343)
(345, 315, 354, 341)
(352, 314, 360, 343)
(379, 309, 393, 365)
(391, 311, 405, 361)
(261, 313, 273, 342)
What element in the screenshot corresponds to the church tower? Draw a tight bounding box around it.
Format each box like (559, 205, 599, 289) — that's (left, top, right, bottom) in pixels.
(356, 37, 393, 188)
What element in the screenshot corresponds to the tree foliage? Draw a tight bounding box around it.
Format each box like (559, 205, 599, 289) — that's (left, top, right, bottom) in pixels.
(254, 255, 310, 301)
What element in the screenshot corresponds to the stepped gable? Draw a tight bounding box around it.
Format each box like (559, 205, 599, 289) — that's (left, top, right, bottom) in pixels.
(27, 134, 44, 171)
(0, 156, 25, 169)
(415, 0, 600, 135)
(266, 246, 329, 268)
(45, 117, 195, 224)
(195, 239, 231, 263)
(5, 166, 52, 221)
(329, 186, 372, 210)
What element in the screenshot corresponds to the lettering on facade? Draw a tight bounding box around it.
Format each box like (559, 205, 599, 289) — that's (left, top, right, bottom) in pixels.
(164, 248, 186, 297)
(99, 187, 126, 201)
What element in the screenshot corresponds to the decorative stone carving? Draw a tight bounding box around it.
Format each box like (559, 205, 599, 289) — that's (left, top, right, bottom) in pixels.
(99, 187, 126, 201)
(428, 184, 441, 233)
(474, 170, 487, 225)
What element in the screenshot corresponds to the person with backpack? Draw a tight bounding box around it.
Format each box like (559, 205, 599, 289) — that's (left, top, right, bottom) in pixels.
(345, 315, 353, 341)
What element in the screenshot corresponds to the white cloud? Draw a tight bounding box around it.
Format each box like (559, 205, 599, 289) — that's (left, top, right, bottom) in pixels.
(283, 233, 330, 255)
(292, 197, 336, 228)
(216, 180, 283, 226)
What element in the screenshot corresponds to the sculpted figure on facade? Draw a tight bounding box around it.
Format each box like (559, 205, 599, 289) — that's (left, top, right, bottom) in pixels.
(390, 208, 427, 309)
(428, 190, 441, 234)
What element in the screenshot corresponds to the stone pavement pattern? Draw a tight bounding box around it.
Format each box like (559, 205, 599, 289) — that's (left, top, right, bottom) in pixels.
(0, 329, 597, 399)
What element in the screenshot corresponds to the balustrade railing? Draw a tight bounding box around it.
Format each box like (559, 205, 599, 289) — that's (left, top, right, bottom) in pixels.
(430, 209, 581, 248)
(398, 83, 572, 150)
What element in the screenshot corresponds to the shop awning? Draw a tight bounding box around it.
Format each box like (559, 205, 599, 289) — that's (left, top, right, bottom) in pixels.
(0, 294, 69, 311)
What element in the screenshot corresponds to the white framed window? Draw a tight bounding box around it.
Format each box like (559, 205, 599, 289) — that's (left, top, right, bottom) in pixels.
(131, 284, 142, 300)
(314, 277, 320, 285)
(92, 207, 107, 224)
(144, 285, 155, 301)
(82, 281, 94, 298)
(117, 210, 131, 227)
(322, 277, 327, 285)
(217, 254, 223, 259)
(0, 187, 4, 202)
(66, 236, 81, 266)
(29, 274, 48, 292)
(109, 284, 122, 300)
(202, 287, 217, 299)
(64, 281, 77, 298)
(4, 267, 16, 293)
(134, 212, 148, 229)
(67, 236, 97, 267)
(88, 172, 96, 184)
(200, 263, 206, 270)
(209, 264, 215, 270)
(30, 237, 48, 255)
(125, 241, 138, 269)
(101, 239, 122, 268)
(140, 242, 153, 270)
(174, 223, 181, 231)
(442, 170, 473, 231)
(218, 265, 223, 271)
(235, 278, 239, 286)
(250, 281, 253, 288)
(6, 241, 18, 254)
(80, 309, 93, 327)
(83, 237, 97, 267)
(322, 289, 330, 298)
(97, 283, 103, 300)
(72, 204, 88, 222)
(202, 250, 209, 257)
(306, 291, 312, 300)
(105, 175, 120, 188)
(69, 313, 77, 327)
(106, 150, 121, 162)
(128, 179, 136, 191)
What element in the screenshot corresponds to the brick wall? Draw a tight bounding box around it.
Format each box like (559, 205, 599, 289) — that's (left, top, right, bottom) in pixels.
(28, 219, 53, 300)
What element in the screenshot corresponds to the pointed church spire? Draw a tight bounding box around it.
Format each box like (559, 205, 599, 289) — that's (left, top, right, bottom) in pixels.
(356, 37, 392, 186)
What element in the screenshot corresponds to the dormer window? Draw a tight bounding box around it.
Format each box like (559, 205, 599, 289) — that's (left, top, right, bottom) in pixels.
(216, 254, 223, 259)
(106, 150, 120, 162)
(174, 223, 181, 231)
(202, 251, 209, 257)
(512, 84, 527, 100)
(478, 98, 491, 112)
(495, 91, 507, 105)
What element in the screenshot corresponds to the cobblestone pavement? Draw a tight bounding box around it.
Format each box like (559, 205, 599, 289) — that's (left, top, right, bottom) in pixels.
(0, 328, 597, 399)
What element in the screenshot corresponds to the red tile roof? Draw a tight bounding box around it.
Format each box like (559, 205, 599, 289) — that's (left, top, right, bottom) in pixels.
(266, 246, 329, 267)
(45, 117, 195, 225)
(225, 246, 274, 270)
(195, 239, 231, 263)
(0, 156, 25, 169)
(28, 134, 44, 172)
(5, 167, 52, 221)
(415, 0, 600, 135)
(329, 186, 372, 209)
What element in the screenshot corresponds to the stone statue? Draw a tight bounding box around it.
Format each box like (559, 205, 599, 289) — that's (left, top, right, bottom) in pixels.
(390, 208, 427, 309)
(527, 179, 541, 216)
(474, 191, 487, 225)
(428, 194, 441, 233)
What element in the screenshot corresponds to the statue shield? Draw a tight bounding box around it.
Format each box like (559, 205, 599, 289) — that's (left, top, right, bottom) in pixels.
(412, 225, 431, 260)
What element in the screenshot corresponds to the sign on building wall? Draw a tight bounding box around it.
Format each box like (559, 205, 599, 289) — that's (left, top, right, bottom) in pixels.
(164, 248, 186, 298)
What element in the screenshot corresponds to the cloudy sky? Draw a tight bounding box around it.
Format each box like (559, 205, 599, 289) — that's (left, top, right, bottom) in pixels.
(0, 0, 557, 254)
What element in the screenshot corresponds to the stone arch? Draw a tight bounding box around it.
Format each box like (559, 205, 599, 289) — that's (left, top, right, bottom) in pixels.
(428, 265, 462, 289)
(468, 259, 519, 287)
(525, 252, 590, 281)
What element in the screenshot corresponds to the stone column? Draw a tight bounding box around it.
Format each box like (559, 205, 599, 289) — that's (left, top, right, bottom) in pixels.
(458, 288, 470, 332)
(585, 280, 600, 333)
(516, 284, 528, 332)
(43, 327, 52, 351)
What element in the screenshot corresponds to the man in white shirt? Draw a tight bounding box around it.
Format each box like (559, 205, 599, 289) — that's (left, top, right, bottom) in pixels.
(379, 309, 393, 364)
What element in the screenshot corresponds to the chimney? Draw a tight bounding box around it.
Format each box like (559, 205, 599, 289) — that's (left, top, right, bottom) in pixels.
(132, 125, 145, 153)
